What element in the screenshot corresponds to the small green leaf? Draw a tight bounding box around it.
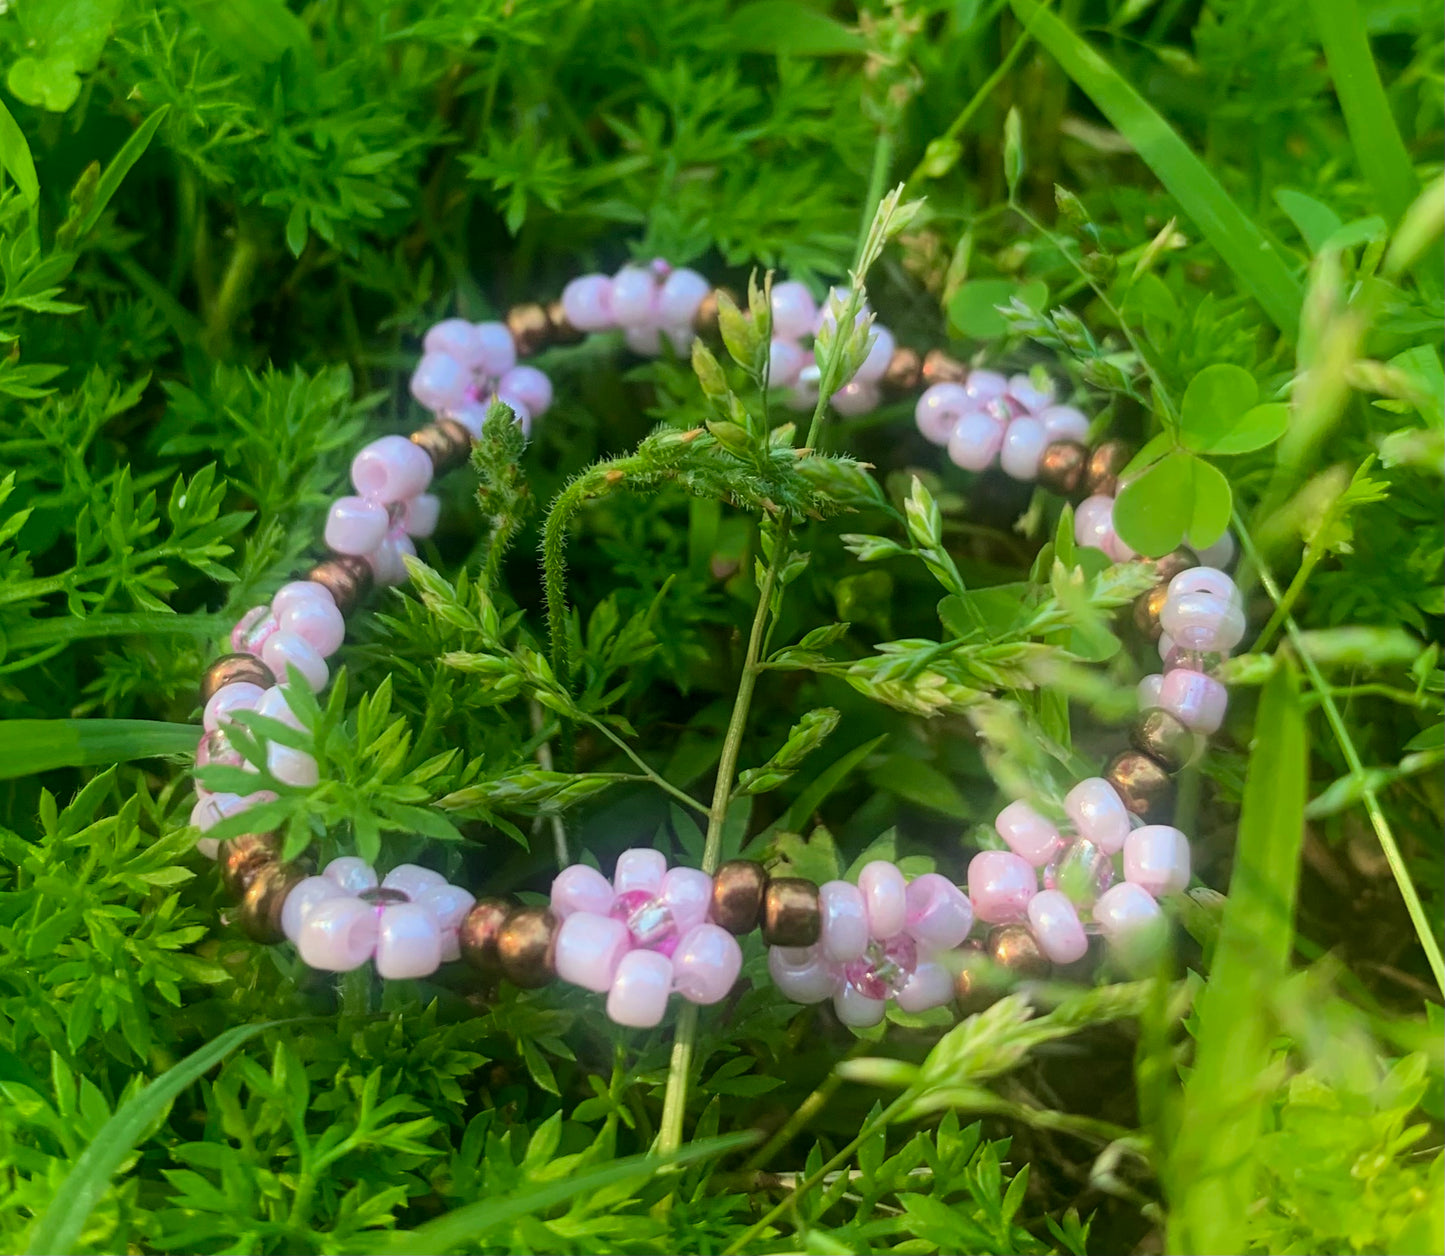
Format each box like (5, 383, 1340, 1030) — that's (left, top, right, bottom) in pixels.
(0, 100, 39, 205)
(1187, 458, 1232, 548)
(947, 278, 1047, 339)
(717, 1, 864, 55)
(1113, 451, 1232, 557)
(1179, 363, 1259, 452)
(1002, 106, 1024, 195)
(1196, 402, 1291, 455)
(1274, 188, 1344, 253)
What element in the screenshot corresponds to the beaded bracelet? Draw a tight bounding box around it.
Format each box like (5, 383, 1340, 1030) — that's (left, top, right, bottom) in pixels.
(192, 258, 1245, 1030)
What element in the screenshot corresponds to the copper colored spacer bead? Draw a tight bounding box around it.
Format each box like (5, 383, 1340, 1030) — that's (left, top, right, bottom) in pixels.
(760, 877, 821, 948)
(545, 298, 585, 345)
(987, 924, 1051, 980)
(506, 302, 551, 357)
(410, 417, 474, 476)
(953, 939, 1000, 1014)
(1083, 440, 1132, 497)
(306, 554, 374, 616)
(711, 860, 769, 934)
(881, 345, 922, 394)
(1133, 583, 1170, 642)
(237, 862, 305, 944)
(496, 906, 558, 989)
(921, 348, 969, 385)
(1131, 707, 1196, 774)
(1152, 547, 1197, 584)
(1037, 440, 1089, 498)
(694, 287, 737, 334)
(1105, 750, 1176, 823)
(218, 832, 282, 900)
(458, 897, 514, 975)
(200, 653, 276, 706)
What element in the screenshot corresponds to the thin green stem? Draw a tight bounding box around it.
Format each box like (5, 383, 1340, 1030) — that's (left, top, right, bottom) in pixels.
(742, 1066, 847, 1172)
(587, 717, 710, 817)
(855, 129, 896, 272)
(529, 699, 569, 868)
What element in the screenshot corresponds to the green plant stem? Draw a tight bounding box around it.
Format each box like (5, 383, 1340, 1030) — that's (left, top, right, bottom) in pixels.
(586, 716, 710, 817)
(742, 1067, 847, 1172)
(204, 231, 259, 353)
(854, 129, 895, 272)
(1236, 515, 1445, 993)
(657, 517, 793, 1157)
(529, 698, 569, 867)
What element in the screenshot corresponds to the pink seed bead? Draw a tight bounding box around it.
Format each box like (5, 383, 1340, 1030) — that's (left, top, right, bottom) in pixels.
(497, 365, 553, 418)
(1138, 673, 1164, 709)
(1064, 777, 1131, 856)
(894, 960, 955, 1013)
(351, 435, 433, 505)
(831, 380, 880, 416)
(450, 399, 489, 438)
(367, 534, 417, 587)
(262, 631, 329, 693)
(203, 681, 265, 733)
(551, 864, 615, 919)
(624, 324, 662, 356)
(381, 864, 448, 899)
(416, 882, 476, 961)
(282, 875, 347, 942)
(1038, 405, 1090, 444)
(915, 382, 970, 444)
(267, 743, 318, 787)
(768, 338, 808, 388)
(561, 274, 615, 332)
(611, 266, 657, 327)
(230, 605, 277, 655)
(1027, 890, 1088, 964)
(409, 351, 471, 412)
(1159, 667, 1228, 734)
(324, 496, 389, 556)
(1007, 373, 1054, 414)
(995, 799, 1065, 867)
(1074, 494, 1117, 554)
(472, 322, 516, 377)
(613, 848, 666, 897)
(271, 580, 335, 618)
(1092, 882, 1164, 948)
(963, 369, 1008, 403)
(297, 896, 380, 971)
(195, 729, 241, 769)
(374, 903, 443, 979)
(947, 410, 1005, 471)
(423, 319, 486, 368)
(1104, 528, 1137, 563)
(1169, 566, 1238, 604)
(657, 267, 711, 326)
(276, 593, 345, 657)
(1123, 825, 1191, 896)
(1000, 416, 1050, 480)
(770, 281, 818, 340)
(833, 983, 886, 1027)
(1195, 530, 1235, 568)
(190, 791, 248, 832)
(818, 881, 869, 963)
(768, 945, 839, 1004)
(853, 325, 895, 384)
(968, 850, 1037, 924)
(606, 948, 674, 1027)
(858, 861, 908, 939)
(401, 493, 440, 539)
(902, 873, 973, 951)
(671, 923, 742, 1005)
(554, 913, 631, 992)
(324, 856, 377, 895)
(661, 867, 713, 935)
(1160, 590, 1246, 652)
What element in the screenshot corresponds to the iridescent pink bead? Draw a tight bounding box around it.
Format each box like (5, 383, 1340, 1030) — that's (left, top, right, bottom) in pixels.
(297, 896, 380, 971)
(190, 790, 255, 832)
(324, 496, 388, 557)
(271, 580, 335, 617)
(963, 369, 1008, 403)
(275, 591, 345, 656)
(818, 880, 869, 963)
(858, 861, 907, 939)
(472, 322, 516, 378)
(325, 855, 378, 894)
(381, 864, 448, 899)
(894, 960, 955, 1013)
(968, 850, 1037, 923)
(607, 949, 674, 1027)
(450, 399, 489, 438)
(1007, 373, 1054, 414)
(1160, 590, 1246, 652)
(661, 867, 713, 936)
(1168, 566, 1239, 604)
(409, 351, 471, 412)
(671, 923, 742, 1005)
(844, 934, 917, 1000)
(350, 435, 433, 505)
(611, 889, 679, 956)
(1195, 530, 1236, 569)
(196, 728, 242, 769)
(902, 873, 973, 950)
(1074, 494, 1118, 554)
(561, 274, 615, 332)
(832, 380, 880, 416)
(1123, 825, 1191, 897)
(611, 266, 658, 327)
(1092, 882, 1164, 951)
(367, 534, 417, 587)
(995, 799, 1066, 867)
(1027, 890, 1088, 963)
(1063, 777, 1131, 856)
(770, 281, 818, 340)
(853, 325, 895, 384)
(554, 912, 631, 993)
(785, 362, 822, 411)
(1043, 838, 1114, 909)
(551, 864, 614, 919)
(1159, 667, 1227, 734)
(999, 416, 1049, 480)
(423, 319, 486, 368)
(399, 493, 439, 539)
(624, 324, 662, 356)
(947, 410, 1005, 471)
(767, 945, 838, 1004)
(1138, 673, 1164, 710)
(1104, 527, 1137, 563)
(281, 875, 347, 942)
(267, 743, 318, 787)
(498, 365, 552, 418)
(613, 848, 666, 897)
(1038, 405, 1090, 444)
(915, 383, 970, 445)
(374, 902, 443, 979)
(261, 631, 329, 693)
(833, 983, 886, 1027)
(768, 338, 807, 388)
(230, 605, 278, 655)
(658, 268, 711, 326)
(203, 681, 265, 733)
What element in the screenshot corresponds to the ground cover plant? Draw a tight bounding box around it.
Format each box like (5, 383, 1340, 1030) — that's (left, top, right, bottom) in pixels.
(0, 0, 1442, 1253)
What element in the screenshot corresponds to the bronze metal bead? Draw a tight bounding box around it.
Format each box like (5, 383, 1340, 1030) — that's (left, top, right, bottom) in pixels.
(218, 832, 282, 900)
(495, 906, 558, 989)
(1083, 440, 1132, 497)
(410, 416, 474, 476)
(545, 298, 585, 345)
(305, 555, 374, 616)
(200, 653, 276, 706)
(953, 940, 1000, 1014)
(760, 877, 821, 948)
(694, 286, 737, 334)
(506, 302, 551, 357)
(1152, 547, 1197, 584)
(237, 862, 305, 944)
(711, 860, 769, 935)
(987, 925, 1051, 980)
(1132, 583, 1170, 642)
(921, 348, 968, 385)
(1037, 440, 1089, 498)
(1131, 707, 1197, 774)
(1105, 750, 1176, 822)
(881, 345, 922, 394)
(458, 897, 514, 975)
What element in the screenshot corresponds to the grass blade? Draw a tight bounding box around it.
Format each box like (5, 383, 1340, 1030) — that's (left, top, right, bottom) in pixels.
(73, 106, 170, 243)
(26, 1021, 279, 1255)
(1165, 659, 1307, 1254)
(0, 98, 39, 206)
(0, 720, 198, 778)
(1009, 0, 1302, 338)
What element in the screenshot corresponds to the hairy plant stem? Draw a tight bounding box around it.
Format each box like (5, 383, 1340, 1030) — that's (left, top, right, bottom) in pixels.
(657, 516, 793, 1157)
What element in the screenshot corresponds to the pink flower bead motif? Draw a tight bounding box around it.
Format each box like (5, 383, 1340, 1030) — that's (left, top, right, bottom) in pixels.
(324, 496, 389, 557)
(1006, 372, 1054, 414)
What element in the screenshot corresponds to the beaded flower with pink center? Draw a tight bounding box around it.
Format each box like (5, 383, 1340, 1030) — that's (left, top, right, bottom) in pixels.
(278, 857, 475, 979)
(769, 862, 973, 1027)
(549, 848, 743, 1028)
